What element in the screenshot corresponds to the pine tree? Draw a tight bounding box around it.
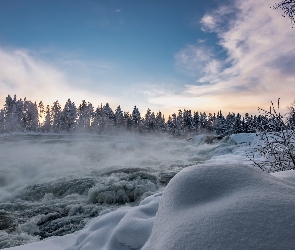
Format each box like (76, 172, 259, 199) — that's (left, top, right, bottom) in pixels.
(225, 112, 236, 135)
(92, 106, 102, 133)
(150, 112, 156, 131)
(131, 106, 141, 131)
(114, 105, 124, 128)
(77, 100, 94, 131)
(214, 111, 226, 135)
(199, 112, 207, 132)
(243, 113, 255, 133)
(43, 105, 51, 132)
(193, 111, 200, 134)
(38, 101, 45, 129)
(233, 113, 243, 134)
(207, 113, 216, 132)
(103, 103, 115, 131)
(143, 108, 156, 132)
(61, 99, 77, 132)
(0, 109, 4, 133)
(166, 115, 175, 135)
(143, 108, 151, 132)
(51, 100, 62, 133)
(15, 98, 24, 131)
(155, 111, 165, 132)
(183, 109, 194, 135)
(3, 94, 17, 132)
(22, 100, 38, 131)
(124, 111, 132, 130)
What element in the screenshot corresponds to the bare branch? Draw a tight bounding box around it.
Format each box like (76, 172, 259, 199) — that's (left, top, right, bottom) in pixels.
(273, 0, 295, 28)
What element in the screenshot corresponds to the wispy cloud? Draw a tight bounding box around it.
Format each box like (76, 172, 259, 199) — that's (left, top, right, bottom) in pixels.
(200, 5, 235, 32)
(201, 15, 216, 31)
(197, 39, 206, 44)
(0, 48, 167, 115)
(0, 48, 112, 107)
(175, 45, 222, 78)
(154, 0, 295, 114)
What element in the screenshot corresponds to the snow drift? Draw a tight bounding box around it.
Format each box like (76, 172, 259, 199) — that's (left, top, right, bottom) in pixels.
(8, 162, 295, 250)
(143, 163, 295, 249)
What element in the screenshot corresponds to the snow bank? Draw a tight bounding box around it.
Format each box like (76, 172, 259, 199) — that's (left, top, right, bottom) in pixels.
(2, 233, 77, 250)
(66, 193, 161, 250)
(143, 163, 295, 249)
(6, 193, 162, 250)
(230, 133, 258, 145)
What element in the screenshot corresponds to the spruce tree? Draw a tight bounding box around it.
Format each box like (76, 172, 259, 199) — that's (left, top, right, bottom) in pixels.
(61, 99, 77, 132)
(43, 105, 51, 132)
(131, 106, 141, 131)
(0, 109, 4, 133)
(51, 101, 62, 133)
(193, 111, 200, 134)
(114, 105, 124, 128)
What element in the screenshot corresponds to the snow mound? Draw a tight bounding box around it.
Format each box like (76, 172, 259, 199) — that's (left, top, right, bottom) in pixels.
(271, 169, 295, 184)
(7, 163, 295, 250)
(66, 193, 161, 250)
(143, 163, 295, 249)
(6, 193, 162, 250)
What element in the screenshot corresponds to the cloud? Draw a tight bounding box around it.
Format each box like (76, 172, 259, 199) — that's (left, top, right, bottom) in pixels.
(201, 5, 235, 32)
(201, 15, 216, 31)
(197, 39, 206, 44)
(0, 48, 172, 117)
(0, 48, 112, 107)
(115, 9, 121, 13)
(175, 45, 222, 78)
(156, 0, 295, 114)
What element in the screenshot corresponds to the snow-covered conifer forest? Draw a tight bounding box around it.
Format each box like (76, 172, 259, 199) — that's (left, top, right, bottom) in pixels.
(1, 94, 295, 250)
(0, 94, 286, 136)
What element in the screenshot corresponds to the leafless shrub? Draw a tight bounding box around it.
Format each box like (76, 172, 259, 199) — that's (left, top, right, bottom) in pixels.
(247, 99, 295, 172)
(273, 0, 295, 28)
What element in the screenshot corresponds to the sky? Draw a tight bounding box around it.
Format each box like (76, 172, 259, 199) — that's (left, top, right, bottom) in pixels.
(0, 0, 294, 117)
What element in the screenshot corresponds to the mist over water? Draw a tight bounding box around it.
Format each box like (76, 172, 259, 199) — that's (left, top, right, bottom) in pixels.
(0, 132, 235, 248)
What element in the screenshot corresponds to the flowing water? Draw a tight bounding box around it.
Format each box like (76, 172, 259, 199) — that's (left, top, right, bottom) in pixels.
(0, 132, 236, 248)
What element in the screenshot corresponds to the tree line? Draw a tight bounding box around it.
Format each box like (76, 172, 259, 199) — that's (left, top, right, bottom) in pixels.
(0, 94, 291, 137)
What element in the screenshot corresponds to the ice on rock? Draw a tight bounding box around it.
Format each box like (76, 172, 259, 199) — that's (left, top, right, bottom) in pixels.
(88, 174, 158, 205)
(18, 178, 96, 201)
(143, 163, 295, 250)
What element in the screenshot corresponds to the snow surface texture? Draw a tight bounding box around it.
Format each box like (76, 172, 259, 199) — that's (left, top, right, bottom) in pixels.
(143, 164, 295, 249)
(5, 133, 295, 249)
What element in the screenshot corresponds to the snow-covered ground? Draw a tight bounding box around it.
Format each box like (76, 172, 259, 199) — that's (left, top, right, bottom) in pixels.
(2, 133, 295, 249)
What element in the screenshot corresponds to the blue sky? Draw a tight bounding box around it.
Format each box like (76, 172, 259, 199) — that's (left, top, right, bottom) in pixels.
(0, 0, 294, 116)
